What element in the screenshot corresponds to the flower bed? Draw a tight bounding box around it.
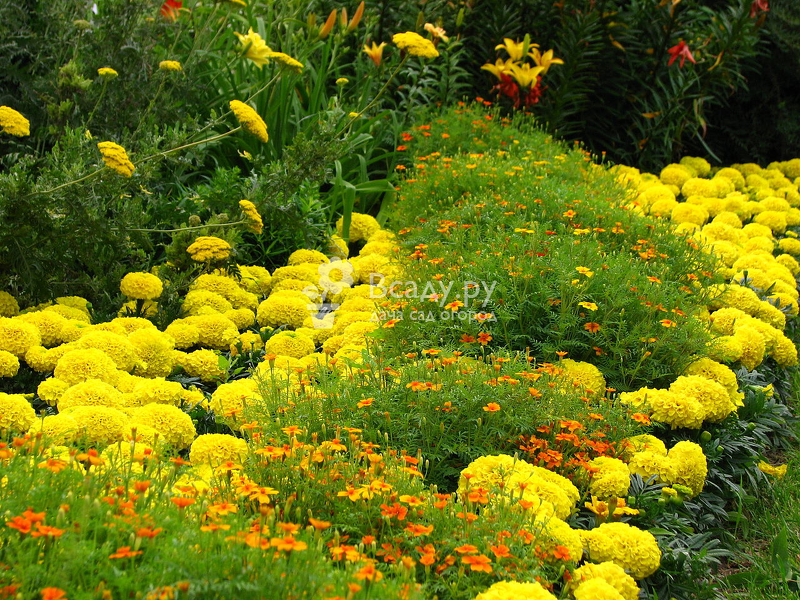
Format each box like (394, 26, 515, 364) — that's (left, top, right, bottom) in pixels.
(1, 103, 799, 600)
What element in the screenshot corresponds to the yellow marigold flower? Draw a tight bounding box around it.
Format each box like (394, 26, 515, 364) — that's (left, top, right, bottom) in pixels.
(177, 348, 226, 383)
(97, 141, 135, 177)
(336, 212, 380, 242)
(234, 28, 271, 68)
(190, 433, 248, 466)
(131, 403, 196, 449)
(474, 580, 557, 600)
(229, 100, 269, 143)
(573, 578, 625, 600)
(239, 200, 263, 234)
(265, 51, 303, 72)
(0, 393, 35, 432)
(97, 67, 119, 80)
(159, 60, 182, 71)
(571, 562, 639, 600)
(120, 272, 163, 300)
(392, 31, 439, 59)
(0, 106, 30, 137)
(187, 236, 232, 263)
(60, 405, 129, 446)
(0, 350, 20, 377)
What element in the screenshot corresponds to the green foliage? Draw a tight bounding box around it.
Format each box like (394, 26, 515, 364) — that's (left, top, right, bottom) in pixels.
(386, 103, 720, 390)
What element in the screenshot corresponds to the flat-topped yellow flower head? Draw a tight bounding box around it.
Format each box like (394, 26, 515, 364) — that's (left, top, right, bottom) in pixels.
(0, 106, 30, 137)
(392, 31, 439, 59)
(229, 100, 269, 143)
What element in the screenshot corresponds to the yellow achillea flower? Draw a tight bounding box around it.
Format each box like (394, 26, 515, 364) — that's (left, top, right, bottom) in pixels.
(97, 67, 118, 80)
(229, 100, 269, 143)
(239, 200, 263, 234)
(0, 106, 30, 137)
(187, 236, 232, 262)
(234, 28, 271, 68)
(265, 51, 303, 72)
(159, 60, 182, 72)
(392, 31, 439, 59)
(97, 141, 135, 177)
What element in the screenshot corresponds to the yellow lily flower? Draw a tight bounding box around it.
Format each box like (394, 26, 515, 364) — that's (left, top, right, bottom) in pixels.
(495, 36, 538, 61)
(363, 41, 387, 67)
(234, 28, 272, 68)
(508, 62, 545, 89)
(528, 48, 564, 74)
(480, 58, 515, 81)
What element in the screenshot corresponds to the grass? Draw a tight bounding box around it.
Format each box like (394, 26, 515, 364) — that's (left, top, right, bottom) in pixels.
(721, 370, 800, 597)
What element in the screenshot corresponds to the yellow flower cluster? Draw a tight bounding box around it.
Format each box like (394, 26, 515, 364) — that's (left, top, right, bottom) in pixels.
(239, 200, 263, 234)
(626, 439, 708, 497)
(579, 522, 661, 579)
(159, 60, 182, 71)
(473, 580, 557, 600)
(0, 106, 30, 137)
(392, 31, 439, 59)
(229, 100, 269, 143)
(186, 236, 232, 262)
(189, 433, 248, 466)
(97, 141, 135, 177)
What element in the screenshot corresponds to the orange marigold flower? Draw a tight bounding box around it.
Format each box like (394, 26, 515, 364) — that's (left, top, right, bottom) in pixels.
(584, 322, 600, 333)
(40, 588, 67, 600)
(31, 524, 64, 538)
(405, 523, 434, 537)
(482, 402, 501, 412)
(552, 545, 571, 561)
(170, 497, 195, 509)
(454, 544, 478, 554)
(354, 563, 383, 582)
(109, 546, 143, 559)
(631, 412, 651, 425)
(490, 544, 512, 558)
(462, 554, 493, 572)
(659, 319, 677, 328)
(477, 332, 493, 345)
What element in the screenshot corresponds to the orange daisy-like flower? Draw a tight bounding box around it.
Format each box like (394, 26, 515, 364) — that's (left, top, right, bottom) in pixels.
(659, 319, 677, 328)
(483, 402, 501, 412)
(631, 412, 652, 425)
(584, 322, 600, 333)
(454, 544, 479, 554)
(354, 563, 384, 582)
(477, 332, 493, 345)
(109, 546, 143, 559)
(462, 554, 493, 572)
(40, 588, 67, 600)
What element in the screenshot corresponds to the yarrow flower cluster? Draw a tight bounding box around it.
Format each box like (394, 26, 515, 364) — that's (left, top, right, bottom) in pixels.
(229, 100, 269, 143)
(186, 236, 232, 263)
(97, 141, 135, 177)
(392, 31, 439, 59)
(0, 106, 30, 137)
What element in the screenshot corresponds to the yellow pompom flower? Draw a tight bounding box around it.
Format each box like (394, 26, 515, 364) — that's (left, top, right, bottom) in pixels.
(177, 349, 226, 382)
(0, 393, 36, 433)
(661, 441, 707, 497)
(473, 580, 557, 600)
(131, 403, 196, 449)
(54, 348, 119, 386)
(97, 141, 135, 177)
(0, 350, 20, 377)
(758, 460, 788, 479)
(0, 317, 42, 357)
(187, 236, 232, 262)
(58, 379, 124, 411)
(0, 106, 30, 137)
(392, 31, 439, 58)
(120, 272, 163, 300)
(571, 562, 639, 600)
(265, 330, 315, 358)
(0, 291, 19, 317)
(589, 522, 661, 579)
(229, 100, 269, 143)
(159, 60, 182, 71)
(190, 433, 248, 466)
(573, 579, 625, 600)
(61, 405, 129, 447)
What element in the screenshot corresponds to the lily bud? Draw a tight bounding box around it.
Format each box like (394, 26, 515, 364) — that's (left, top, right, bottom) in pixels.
(347, 1, 365, 33)
(318, 9, 336, 39)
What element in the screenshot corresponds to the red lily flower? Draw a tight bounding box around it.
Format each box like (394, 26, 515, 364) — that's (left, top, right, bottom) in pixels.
(160, 0, 182, 21)
(667, 40, 696, 68)
(750, 0, 768, 18)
